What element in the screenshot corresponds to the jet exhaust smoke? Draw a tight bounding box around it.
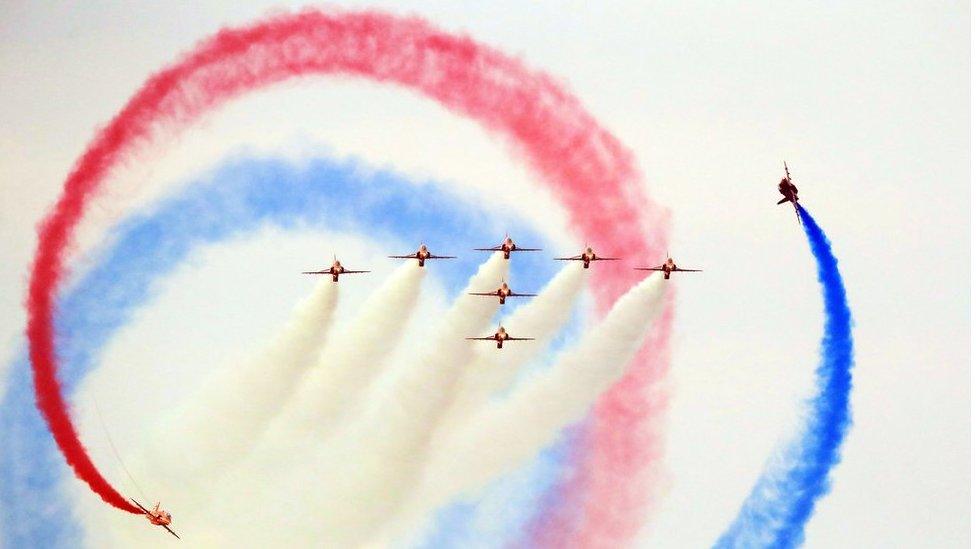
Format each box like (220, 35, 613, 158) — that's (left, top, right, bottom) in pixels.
(254, 261, 427, 453)
(144, 278, 339, 481)
(440, 264, 587, 435)
(385, 272, 667, 541)
(205, 254, 509, 547)
(715, 206, 854, 548)
(74, 258, 667, 547)
(25, 10, 669, 541)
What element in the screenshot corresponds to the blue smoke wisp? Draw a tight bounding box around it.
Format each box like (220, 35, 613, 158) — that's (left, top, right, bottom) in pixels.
(715, 205, 854, 548)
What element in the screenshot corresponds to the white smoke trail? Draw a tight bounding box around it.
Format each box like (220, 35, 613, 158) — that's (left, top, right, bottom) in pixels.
(230, 253, 509, 547)
(141, 277, 339, 481)
(381, 272, 667, 542)
(257, 262, 426, 450)
(438, 264, 587, 436)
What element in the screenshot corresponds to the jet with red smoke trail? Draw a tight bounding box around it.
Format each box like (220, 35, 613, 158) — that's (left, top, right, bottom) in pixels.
(131, 499, 180, 539)
(303, 256, 370, 282)
(388, 243, 456, 267)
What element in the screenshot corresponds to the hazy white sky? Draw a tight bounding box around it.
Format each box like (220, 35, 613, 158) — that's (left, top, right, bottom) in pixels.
(0, 1, 969, 547)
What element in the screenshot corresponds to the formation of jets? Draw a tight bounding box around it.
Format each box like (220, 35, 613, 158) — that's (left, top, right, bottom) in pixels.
(141, 165, 800, 539)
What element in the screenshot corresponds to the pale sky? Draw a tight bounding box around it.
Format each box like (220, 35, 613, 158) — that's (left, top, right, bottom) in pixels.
(0, 2, 969, 547)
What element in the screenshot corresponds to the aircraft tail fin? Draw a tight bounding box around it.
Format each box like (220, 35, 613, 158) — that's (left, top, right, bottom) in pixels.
(777, 197, 790, 205)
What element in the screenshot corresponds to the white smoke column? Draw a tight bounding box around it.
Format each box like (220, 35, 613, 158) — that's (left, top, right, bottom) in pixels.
(251, 261, 426, 456)
(383, 272, 666, 542)
(143, 277, 339, 481)
(268, 253, 508, 547)
(440, 264, 586, 435)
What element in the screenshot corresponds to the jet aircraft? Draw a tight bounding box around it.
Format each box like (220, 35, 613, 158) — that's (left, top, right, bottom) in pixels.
(777, 162, 801, 223)
(466, 326, 534, 349)
(469, 281, 536, 304)
(554, 246, 620, 269)
(475, 235, 541, 259)
(303, 256, 370, 282)
(635, 256, 702, 280)
(389, 243, 456, 267)
(131, 499, 180, 540)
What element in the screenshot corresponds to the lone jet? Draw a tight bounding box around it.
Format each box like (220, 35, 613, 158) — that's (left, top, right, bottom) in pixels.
(475, 235, 541, 259)
(635, 256, 702, 280)
(131, 499, 180, 540)
(467, 326, 534, 349)
(777, 162, 801, 223)
(303, 256, 370, 282)
(389, 243, 456, 267)
(554, 246, 620, 269)
(469, 281, 536, 304)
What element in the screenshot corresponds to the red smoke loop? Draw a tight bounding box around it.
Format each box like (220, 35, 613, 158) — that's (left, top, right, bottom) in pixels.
(27, 9, 670, 542)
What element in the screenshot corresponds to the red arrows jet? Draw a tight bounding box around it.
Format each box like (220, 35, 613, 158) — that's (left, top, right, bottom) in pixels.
(389, 243, 456, 267)
(303, 256, 370, 282)
(475, 234, 541, 259)
(131, 499, 180, 540)
(469, 281, 537, 304)
(635, 256, 702, 280)
(554, 246, 620, 269)
(467, 326, 534, 349)
(777, 162, 801, 224)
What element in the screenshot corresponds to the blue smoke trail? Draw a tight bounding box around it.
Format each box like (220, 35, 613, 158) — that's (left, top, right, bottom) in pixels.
(0, 156, 564, 548)
(715, 206, 854, 548)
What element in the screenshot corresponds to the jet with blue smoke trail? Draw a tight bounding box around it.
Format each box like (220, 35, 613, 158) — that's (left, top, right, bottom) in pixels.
(716, 204, 854, 549)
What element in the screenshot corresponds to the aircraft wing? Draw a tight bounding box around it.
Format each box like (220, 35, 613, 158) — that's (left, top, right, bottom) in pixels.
(554, 255, 583, 261)
(634, 266, 665, 271)
(427, 254, 457, 259)
(388, 254, 415, 259)
(468, 292, 499, 296)
(508, 292, 537, 297)
(341, 270, 370, 274)
(474, 246, 503, 251)
(162, 524, 181, 540)
(592, 257, 621, 261)
(130, 498, 152, 515)
(466, 337, 496, 340)
(302, 269, 332, 275)
(672, 268, 702, 272)
(512, 248, 542, 252)
(506, 337, 535, 341)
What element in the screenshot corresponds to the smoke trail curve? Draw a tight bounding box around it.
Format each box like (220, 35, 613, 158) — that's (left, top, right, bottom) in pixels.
(715, 205, 854, 548)
(25, 8, 669, 526)
(1, 156, 554, 546)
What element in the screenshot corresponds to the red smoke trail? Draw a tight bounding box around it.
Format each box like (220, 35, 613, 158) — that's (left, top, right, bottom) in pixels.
(27, 8, 670, 538)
